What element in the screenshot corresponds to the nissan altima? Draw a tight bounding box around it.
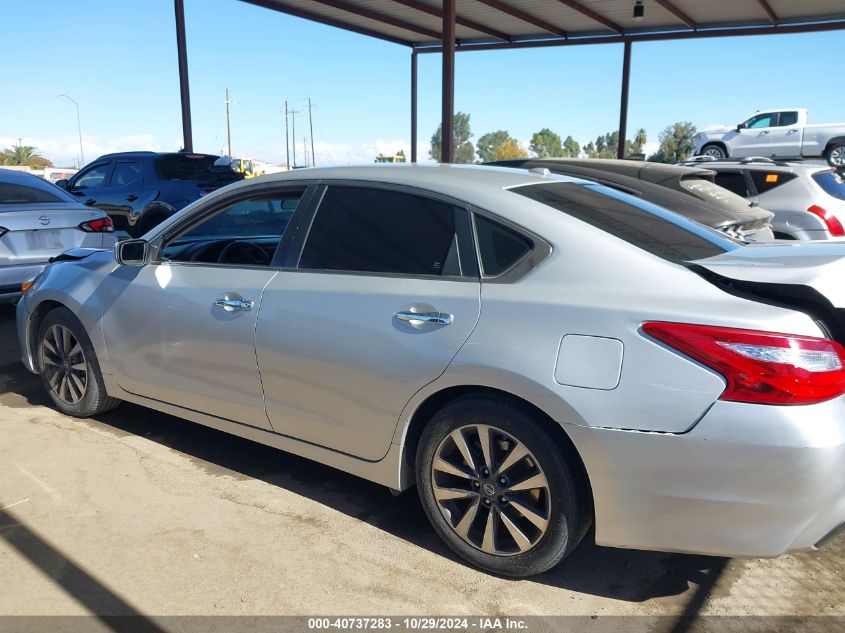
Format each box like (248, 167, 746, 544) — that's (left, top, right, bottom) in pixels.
(16, 165, 845, 576)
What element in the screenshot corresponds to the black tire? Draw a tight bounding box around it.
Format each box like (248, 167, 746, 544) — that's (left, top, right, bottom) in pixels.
(824, 143, 845, 168)
(36, 307, 121, 417)
(416, 395, 590, 577)
(700, 143, 727, 160)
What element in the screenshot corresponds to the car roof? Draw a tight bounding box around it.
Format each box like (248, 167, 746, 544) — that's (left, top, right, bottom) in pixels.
(90, 151, 219, 161)
(488, 158, 715, 185)
(0, 167, 83, 203)
(681, 160, 830, 174)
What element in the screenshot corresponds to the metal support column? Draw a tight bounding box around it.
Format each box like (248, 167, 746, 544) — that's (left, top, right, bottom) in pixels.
(441, 0, 456, 163)
(616, 40, 631, 159)
(174, 0, 193, 153)
(411, 49, 418, 163)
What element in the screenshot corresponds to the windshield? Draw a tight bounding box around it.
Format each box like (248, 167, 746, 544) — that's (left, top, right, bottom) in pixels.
(813, 171, 845, 201)
(512, 182, 739, 264)
(0, 178, 76, 206)
(680, 176, 757, 214)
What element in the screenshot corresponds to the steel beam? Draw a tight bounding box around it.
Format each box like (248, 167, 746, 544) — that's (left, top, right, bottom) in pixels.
(652, 0, 697, 30)
(555, 0, 622, 34)
(616, 41, 631, 159)
(392, 0, 511, 42)
(310, 0, 440, 40)
(441, 0, 456, 163)
(174, 0, 193, 152)
(475, 0, 568, 38)
(756, 0, 780, 25)
(411, 50, 418, 163)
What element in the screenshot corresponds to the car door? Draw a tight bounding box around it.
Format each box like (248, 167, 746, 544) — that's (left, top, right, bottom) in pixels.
(255, 184, 481, 461)
(732, 112, 776, 157)
(102, 185, 311, 430)
(767, 111, 802, 157)
(66, 161, 113, 208)
(91, 159, 145, 232)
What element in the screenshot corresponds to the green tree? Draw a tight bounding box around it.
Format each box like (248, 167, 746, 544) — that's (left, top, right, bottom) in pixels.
(492, 138, 528, 161)
(648, 122, 697, 163)
(631, 128, 647, 155)
(0, 144, 53, 168)
(582, 129, 647, 159)
(529, 128, 563, 158)
(430, 112, 475, 163)
(561, 135, 580, 158)
(476, 130, 512, 163)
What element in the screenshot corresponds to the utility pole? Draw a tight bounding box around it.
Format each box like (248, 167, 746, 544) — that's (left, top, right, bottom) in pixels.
(308, 97, 316, 167)
(225, 88, 232, 158)
(290, 108, 299, 167)
(303, 137, 308, 167)
(284, 100, 290, 169)
(58, 94, 84, 167)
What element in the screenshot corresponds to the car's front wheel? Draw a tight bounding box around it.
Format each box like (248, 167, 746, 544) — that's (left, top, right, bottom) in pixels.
(700, 143, 727, 160)
(416, 395, 590, 577)
(37, 307, 121, 417)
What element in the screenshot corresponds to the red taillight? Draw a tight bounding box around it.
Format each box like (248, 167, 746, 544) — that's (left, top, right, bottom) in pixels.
(78, 216, 114, 233)
(642, 322, 845, 406)
(807, 204, 845, 237)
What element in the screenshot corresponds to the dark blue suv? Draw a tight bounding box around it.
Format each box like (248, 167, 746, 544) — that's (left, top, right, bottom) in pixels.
(57, 152, 243, 237)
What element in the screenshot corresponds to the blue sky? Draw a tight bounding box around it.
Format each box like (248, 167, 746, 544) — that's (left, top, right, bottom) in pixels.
(2, 0, 843, 167)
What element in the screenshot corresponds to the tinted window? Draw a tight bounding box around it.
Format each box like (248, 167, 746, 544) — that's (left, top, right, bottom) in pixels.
(779, 111, 799, 126)
(299, 186, 460, 276)
(750, 171, 797, 195)
(744, 113, 774, 129)
(0, 182, 65, 206)
(160, 192, 302, 265)
(474, 215, 532, 276)
(513, 182, 737, 263)
(111, 161, 142, 187)
(713, 172, 751, 197)
(73, 164, 110, 189)
(156, 155, 217, 180)
(813, 171, 845, 201)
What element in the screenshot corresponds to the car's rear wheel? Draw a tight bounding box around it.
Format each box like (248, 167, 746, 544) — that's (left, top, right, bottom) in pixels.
(37, 307, 121, 417)
(416, 395, 589, 577)
(701, 144, 727, 160)
(825, 143, 845, 168)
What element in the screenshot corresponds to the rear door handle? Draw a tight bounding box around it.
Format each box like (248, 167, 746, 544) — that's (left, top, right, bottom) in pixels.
(393, 310, 453, 326)
(759, 131, 769, 136)
(126, 195, 138, 201)
(213, 298, 254, 312)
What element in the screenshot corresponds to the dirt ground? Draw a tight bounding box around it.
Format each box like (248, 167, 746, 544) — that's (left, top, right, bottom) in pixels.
(1, 303, 842, 627)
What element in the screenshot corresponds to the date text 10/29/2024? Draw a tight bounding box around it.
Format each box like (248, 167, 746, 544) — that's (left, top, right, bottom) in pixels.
(308, 618, 529, 631)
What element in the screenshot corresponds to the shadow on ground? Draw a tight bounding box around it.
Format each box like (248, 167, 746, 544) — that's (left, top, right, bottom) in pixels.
(0, 304, 726, 605)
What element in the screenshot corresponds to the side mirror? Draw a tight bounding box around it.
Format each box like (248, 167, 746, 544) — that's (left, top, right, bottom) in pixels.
(55, 179, 69, 189)
(115, 239, 148, 266)
(736, 123, 747, 132)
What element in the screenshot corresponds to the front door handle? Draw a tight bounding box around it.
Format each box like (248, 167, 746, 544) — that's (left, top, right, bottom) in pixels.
(126, 195, 139, 201)
(213, 298, 254, 312)
(393, 310, 453, 326)
(759, 131, 769, 136)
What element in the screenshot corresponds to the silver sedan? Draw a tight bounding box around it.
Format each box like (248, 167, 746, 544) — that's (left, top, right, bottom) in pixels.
(16, 165, 845, 576)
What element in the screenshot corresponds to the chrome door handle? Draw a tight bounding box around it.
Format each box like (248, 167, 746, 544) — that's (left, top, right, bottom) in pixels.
(787, 129, 798, 134)
(213, 298, 254, 312)
(393, 310, 453, 325)
(759, 131, 769, 135)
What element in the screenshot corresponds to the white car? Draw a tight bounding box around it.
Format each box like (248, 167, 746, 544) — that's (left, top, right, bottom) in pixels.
(694, 109, 845, 167)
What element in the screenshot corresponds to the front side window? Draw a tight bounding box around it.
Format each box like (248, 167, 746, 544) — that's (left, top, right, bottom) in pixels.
(111, 161, 143, 187)
(744, 113, 774, 129)
(512, 182, 738, 264)
(160, 192, 303, 266)
(299, 186, 462, 277)
(73, 164, 111, 189)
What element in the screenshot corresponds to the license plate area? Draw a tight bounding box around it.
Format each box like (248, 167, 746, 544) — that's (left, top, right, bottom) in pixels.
(25, 229, 65, 250)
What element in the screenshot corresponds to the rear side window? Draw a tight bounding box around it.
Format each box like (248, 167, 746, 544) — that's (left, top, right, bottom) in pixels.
(779, 111, 799, 126)
(299, 186, 461, 276)
(512, 182, 737, 263)
(111, 161, 143, 187)
(155, 155, 217, 180)
(713, 172, 751, 197)
(474, 215, 532, 276)
(813, 171, 845, 200)
(749, 171, 797, 195)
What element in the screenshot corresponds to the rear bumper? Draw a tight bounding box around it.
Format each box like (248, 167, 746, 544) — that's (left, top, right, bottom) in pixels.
(570, 397, 845, 557)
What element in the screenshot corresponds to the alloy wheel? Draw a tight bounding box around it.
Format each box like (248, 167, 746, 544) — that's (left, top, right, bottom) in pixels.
(431, 424, 551, 556)
(703, 146, 725, 159)
(830, 146, 845, 167)
(40, 324, 88, 405)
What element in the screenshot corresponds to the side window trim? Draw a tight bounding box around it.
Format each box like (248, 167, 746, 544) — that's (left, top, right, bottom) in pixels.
(149, 183, 318, 267)
(289, 181, 480, 280)
(468, 206, 551, 283)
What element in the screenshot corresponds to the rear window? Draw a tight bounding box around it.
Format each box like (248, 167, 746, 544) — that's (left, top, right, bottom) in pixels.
(0, 181, 71, 206)
(750, 170, 797, 195)
(155, 154, 217, 180)
(512, 182, 738, 263)
(681, 176, 755, 213)
(812, 171, 845, 201)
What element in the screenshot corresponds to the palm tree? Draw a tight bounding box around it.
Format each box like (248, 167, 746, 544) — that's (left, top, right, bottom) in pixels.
(0, 143, 52, 167)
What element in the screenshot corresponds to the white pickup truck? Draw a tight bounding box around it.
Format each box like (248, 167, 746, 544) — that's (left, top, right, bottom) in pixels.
(693, 109, 845, 167)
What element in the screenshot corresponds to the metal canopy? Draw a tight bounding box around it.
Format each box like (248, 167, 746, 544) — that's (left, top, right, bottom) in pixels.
(239, 0, 845, 49)
(173, 1, 845, 162)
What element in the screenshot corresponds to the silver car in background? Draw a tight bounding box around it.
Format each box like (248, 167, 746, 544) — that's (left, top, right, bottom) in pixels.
(0, 168, 116, 303)
(16, 165, 845, 577)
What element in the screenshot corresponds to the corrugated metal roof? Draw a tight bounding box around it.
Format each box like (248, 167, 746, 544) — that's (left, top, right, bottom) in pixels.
(240, 0, 845, 48)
